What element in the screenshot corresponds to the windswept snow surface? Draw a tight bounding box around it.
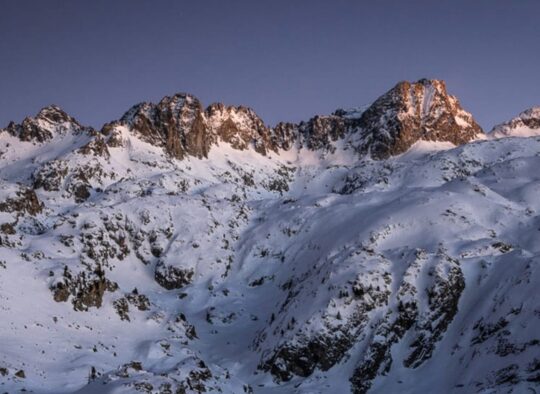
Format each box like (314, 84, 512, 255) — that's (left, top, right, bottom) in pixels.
(1, 129, 540, 393)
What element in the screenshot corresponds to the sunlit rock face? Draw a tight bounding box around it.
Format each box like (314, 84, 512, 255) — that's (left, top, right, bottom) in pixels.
(3, 104, 90, 142)
(354, 79, 483, 158)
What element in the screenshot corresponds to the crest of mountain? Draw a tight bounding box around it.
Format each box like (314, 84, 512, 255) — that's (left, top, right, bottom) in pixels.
(96, 78, 483, 160)
(2, 105, 91, 142)
(353, 78, 483, 158)
(273, 79, 483, 158)
(1, 79, 482, 159)
(490, 107, 540, 138)
(100, 94, 275, 159)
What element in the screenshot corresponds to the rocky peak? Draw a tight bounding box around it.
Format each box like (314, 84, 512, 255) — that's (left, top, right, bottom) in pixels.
(155, 93, 208, 159)
(110, 94, 276, 158)
(270, 79, 482, 158)
(490, 106, 540, 138)
(205, 103, 274, 155)
(36, 105, 76, 124)
(356, 78, 483, 158)
(3, 105, 87, 143)
(115, 93, 208, 159)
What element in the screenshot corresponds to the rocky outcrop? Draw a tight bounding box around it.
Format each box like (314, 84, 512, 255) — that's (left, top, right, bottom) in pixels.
(32, 160, 69, 191)
(78, 135, 110, 157)
(3, 105, 89, 142)
(259, 261, 393, 383)
(350, 300, 418, 394)
(256, 248, 468, 393)
(105, 94, 211, 159)
(51, 265, 118, 311)
(491, 107, 540, 138)
(154, 261, 194, 290)
(348, 250, 465, 393)
(95, 357, 220, 394)
(273, 112, 355, 153)
(105, 94, 276, 158)
(205, 103, 275, 155)
(113, 289, 150, 321)
(261, 284, 390, 382)
(0, 188, 43, 215)
(355, 79, 482, 158)
(403, 257, 465, 368)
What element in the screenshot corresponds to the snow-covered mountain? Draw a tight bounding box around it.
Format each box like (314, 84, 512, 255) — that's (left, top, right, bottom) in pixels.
(490, 107, 540, 138)
(1, 79, 539, 394)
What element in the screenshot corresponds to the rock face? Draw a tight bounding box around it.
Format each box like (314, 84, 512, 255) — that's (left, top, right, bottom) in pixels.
(104, 94, 276, 159)
(491, 107, 540, 138)
(0, 188, 43, 215)
(273, 112, 354, 153)
(355, 79, 482, 158)
(154, 261, 194, 290)
(205, 103, 275, 155)
(51, 265, 118, 311)
(3, 105, 89, 142)
(108, 94, 209, 159)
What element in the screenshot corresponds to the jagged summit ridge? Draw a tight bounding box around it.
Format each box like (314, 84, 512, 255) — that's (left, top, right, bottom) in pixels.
(2, 104, 89, 142)
(3, 79, 483, 159)
(102, 93, 274, 159)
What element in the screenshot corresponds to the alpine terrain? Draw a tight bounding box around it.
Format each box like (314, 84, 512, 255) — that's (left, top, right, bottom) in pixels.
(1, 79, 539, 394)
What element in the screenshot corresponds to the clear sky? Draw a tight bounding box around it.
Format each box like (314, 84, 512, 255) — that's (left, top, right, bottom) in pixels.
(1, 0, 539, 131)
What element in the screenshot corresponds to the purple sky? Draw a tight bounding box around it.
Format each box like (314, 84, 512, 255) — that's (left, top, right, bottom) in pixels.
(1, 0, 539, 131)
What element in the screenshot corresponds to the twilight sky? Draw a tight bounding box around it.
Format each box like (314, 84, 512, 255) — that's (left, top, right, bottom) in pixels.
(1, 0, 539, 131)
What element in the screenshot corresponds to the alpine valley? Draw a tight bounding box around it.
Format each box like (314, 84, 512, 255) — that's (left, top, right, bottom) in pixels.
(1, 79, 539, 394)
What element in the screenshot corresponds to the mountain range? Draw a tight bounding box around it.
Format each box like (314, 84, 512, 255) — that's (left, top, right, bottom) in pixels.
(1, 79, 539, 394)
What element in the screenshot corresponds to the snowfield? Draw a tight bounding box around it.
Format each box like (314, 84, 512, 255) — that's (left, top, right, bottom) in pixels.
(1, 83, 540, 394)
